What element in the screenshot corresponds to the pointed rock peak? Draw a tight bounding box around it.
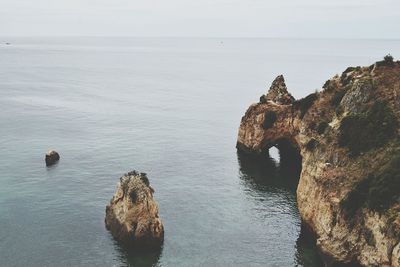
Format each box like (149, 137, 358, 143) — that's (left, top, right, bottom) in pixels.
(270, 75, 286, 90)
(266, 75, 295, 105)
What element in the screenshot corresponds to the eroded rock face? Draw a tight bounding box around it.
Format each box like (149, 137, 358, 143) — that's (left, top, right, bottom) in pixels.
(237, 61, 400, 266)
(105, 171, 164, 249)
(45, 150, 60, 166)
(340, 78, 374, 114)
(265, 75, 295, 105)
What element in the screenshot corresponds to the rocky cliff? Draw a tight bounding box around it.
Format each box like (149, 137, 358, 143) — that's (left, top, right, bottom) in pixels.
(237, 56, 400, 266)
(105, 171, 164, 250)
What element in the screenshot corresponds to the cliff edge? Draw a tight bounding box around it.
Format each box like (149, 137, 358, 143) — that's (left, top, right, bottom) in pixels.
(237, 56, 400, 266)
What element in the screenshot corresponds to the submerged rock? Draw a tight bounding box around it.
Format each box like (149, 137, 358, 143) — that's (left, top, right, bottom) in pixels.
(236, 58, 400, 266)
(45, 150, 60, 166)
(105, 171, 164, 250)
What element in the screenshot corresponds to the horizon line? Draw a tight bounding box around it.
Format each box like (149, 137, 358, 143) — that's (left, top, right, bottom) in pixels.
(1, 35, 400, 41)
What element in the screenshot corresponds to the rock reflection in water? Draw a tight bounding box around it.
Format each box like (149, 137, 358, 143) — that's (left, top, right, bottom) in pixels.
(295, 224, 324, 267)
(237, 149, 300, 193)
(113, 240, 163, 267)
(237, 150, 323, 267)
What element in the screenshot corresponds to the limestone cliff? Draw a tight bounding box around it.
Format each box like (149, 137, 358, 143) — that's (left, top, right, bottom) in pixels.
(237, 57, 400, 266)
(105, 171, 164, 250)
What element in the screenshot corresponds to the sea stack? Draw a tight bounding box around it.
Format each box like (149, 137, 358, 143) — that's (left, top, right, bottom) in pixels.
(236, 57, 400, 266)
(105, 171, 164, 250)
(45, 150, 60, 166)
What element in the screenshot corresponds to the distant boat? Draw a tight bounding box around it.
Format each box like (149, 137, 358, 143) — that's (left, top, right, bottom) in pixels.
(5, 42, 10, 45)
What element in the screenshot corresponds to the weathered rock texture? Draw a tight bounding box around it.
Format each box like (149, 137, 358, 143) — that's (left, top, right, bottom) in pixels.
(105, 171, 164, 249)
(260, 75, 295, 105)
(45, 150, 60, 166)
(237, 59, 400, 266)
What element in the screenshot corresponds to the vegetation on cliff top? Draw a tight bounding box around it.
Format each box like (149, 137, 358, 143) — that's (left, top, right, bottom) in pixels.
(330, 90, 346, 107)
(338, 101, 398, 156)
(259, 94, 267, 104)
(341, 152, 400, 215)
(376, 54, 394, 67)
(293, 92, 318, 118)
(340, 66, 360, 86)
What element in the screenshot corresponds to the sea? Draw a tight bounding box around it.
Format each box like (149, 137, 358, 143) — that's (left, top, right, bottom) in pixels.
(1, 37, 400, 267)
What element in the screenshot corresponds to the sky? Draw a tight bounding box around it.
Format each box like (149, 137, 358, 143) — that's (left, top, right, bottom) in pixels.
(1, 0, 399, 38)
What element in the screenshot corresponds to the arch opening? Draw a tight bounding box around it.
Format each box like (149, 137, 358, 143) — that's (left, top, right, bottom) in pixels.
(237, 137, 302, 188)
(255, 137, 303, 183)
(268, 146, 280, 163)
(273, 138, 302, 179)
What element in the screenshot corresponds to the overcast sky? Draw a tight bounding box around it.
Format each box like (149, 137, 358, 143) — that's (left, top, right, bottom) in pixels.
(1, 0, 399, 38)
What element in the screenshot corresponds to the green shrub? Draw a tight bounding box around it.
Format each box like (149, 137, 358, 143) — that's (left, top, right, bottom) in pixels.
(263, 111, 277, 129)
(308, 121, 317, 131)
(259, 95, 267, 104)
(140, 173, 150, 186)
(340, 73, 353, 87)
(340, 66, 360, 86)
(129, 190, 138, 202)
(341, 153, 400, 215)
(341, 178, 369, 217)
(376, 54, 395, 67)
(365, 229, 376, 246)
(368, 155, 400, 211)
(323, 79, 341, 92)
(335, 105, 344, 117)
(316, 121, 329, 135)
(323, 80, 331, 90)
(338, 101, 398, 156)
(126, 170, 139, 176)
(384, 54, 394, 64)
(343, 67, 356, 75)
(331, 90, 346, 106)
(305, 138, 318, 151)
(293, 93, 318, 118)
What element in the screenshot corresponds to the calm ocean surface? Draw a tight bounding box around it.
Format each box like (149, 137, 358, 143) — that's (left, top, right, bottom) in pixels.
(1, 37, 400, 267)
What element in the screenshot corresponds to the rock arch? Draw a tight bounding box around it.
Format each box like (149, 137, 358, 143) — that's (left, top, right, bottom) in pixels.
(236, 63, 400, 267)
(237, 75, 302, 160)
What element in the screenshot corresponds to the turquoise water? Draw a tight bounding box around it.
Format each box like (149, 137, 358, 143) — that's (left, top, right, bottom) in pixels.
(1, 37, 400, 267)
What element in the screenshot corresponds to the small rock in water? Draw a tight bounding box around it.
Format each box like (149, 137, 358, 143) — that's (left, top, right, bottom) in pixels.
(45, 150, 60, 166)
